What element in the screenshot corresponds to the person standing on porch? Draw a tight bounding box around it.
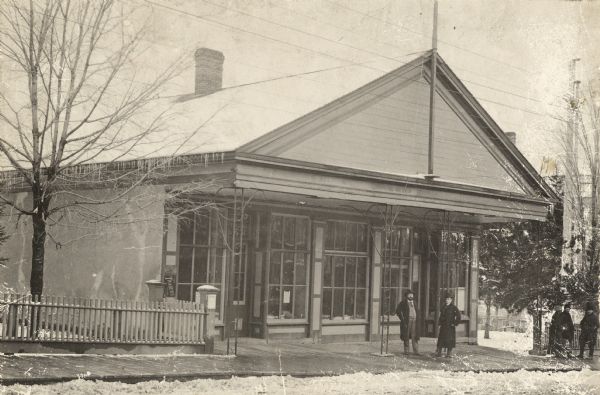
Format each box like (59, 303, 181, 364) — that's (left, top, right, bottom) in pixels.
(436, 293, 461, 358)
(578, 301, 599, 359)
(395, 290, 420, 355)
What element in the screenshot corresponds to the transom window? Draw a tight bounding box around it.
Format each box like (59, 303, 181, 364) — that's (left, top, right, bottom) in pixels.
(177, 209, 226, 318)
(322, 220, 368, 320)
(267, 214, 310, 320)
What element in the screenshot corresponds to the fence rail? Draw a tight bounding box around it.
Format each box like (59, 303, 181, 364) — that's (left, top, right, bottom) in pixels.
(542, 322, 600, 351)
(0, 293, 207, 345)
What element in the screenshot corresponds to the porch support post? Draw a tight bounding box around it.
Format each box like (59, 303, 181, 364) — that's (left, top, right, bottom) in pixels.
(311, 222, 326, 342)
(468, 235, 481, 344)
(369, 230, 383, 340)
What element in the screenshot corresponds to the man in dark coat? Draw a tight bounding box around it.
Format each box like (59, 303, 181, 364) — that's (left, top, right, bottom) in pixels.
(395, 290, 420, 355)
(578, 301, 599, 359)
(557, 302, 575, 358)
(436, 293, 461, 358)
(547, 304, 562, 355)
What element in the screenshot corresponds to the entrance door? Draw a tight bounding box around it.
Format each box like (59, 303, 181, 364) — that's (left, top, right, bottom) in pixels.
(229, 245, 249, 336)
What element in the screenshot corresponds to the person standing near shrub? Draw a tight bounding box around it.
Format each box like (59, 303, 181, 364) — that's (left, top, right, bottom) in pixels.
(557, 302, 575, 358)
(578, 301, 599, 359)
(436, 293, 461, 358)
(547, 304, 562, 355)
(395, 290, 420, 355)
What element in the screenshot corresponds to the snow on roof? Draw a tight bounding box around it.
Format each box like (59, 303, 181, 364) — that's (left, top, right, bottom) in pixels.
(144, 57, 413, 158)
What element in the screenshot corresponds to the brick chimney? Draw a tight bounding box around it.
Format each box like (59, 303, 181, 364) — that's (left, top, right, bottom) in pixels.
(505, 132, 516, 146)
(194, 48, 224, 96)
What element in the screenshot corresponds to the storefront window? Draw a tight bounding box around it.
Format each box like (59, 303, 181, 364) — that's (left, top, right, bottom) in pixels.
(322, 220, 368, 320)
(177, 209, 227, 318)
(381, 227, 412, 316)
(441, 231, 469, 313)
(268, 215, 310, 320)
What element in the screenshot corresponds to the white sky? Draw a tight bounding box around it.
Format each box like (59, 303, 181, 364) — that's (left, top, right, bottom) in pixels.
(2, 0, 599, 171)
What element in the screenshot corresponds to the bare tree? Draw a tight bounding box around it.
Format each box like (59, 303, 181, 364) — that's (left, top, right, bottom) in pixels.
(559, 80, 600, 309)
(0, 0, 186, 297)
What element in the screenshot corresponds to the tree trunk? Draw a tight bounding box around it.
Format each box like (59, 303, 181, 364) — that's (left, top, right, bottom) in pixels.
(484, 298, 491, 339)
(532, 298, 543, 354)
(30, 212, 46, 297)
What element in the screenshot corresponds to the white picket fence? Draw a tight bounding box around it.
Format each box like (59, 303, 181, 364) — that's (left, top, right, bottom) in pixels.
(0, 293, 208, 345)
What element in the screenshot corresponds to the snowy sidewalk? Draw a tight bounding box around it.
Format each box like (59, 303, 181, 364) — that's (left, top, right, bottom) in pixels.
(0, 338, 597, 386)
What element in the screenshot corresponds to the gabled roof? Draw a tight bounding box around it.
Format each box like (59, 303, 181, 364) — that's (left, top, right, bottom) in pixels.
(233, 51, 558, 202)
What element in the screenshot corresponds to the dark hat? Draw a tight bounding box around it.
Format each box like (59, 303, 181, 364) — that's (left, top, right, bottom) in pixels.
(405, 290, 415, 297)
(564, 302, 571, 309)
(585, 301, 595, 311)
(444, 292, 454, 299)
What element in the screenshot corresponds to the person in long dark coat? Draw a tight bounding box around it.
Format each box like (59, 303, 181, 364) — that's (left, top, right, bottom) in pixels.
(395, 290, 420, 355)
(578, 301, 599, 359)
(436, 293, 461, 358)
(547, 304, 562, 355)
(557, 302, 575, 358)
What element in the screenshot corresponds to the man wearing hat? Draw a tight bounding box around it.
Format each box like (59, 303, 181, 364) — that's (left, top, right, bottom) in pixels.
(395, 290, 420, 355)
(578, 301, 599, 359)
(557, 302, 575, 358)
(436, 292, 461, 358)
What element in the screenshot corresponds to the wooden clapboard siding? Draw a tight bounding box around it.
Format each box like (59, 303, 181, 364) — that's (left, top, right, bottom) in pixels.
(277, 76, 524, 194)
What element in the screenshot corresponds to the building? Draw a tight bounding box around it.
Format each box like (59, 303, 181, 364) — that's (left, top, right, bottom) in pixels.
(0, 49, 557, 344)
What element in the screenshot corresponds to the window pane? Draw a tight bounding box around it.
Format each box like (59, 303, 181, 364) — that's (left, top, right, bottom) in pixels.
(400, 228, 411, 257)
(212, 249, 224, 284)
(344, 289, 355, 317)
(179, 214, 194, 245)
(400, 259, 410, 289)
(294, 286, 306, 319)
(258, 212, 269, 250)
(356, 258, 367, 288)
(269, 252, 281, 285)
(323, 256, 332, 287)
(325, 221, 334, 250)
(295, 218, 308, 250)
(345, 222, 356, 252)
(322, 288, 332, 319)
(281, 286, 293, 319)
(283, 217, 295, 249)
(178, 247, 193, 283)
(382, 288, 391, 315)
(333, 289, 343, 319)
(195, 212, 210, 245)
(271, 216, 283, 249)
(334, 256, 345, 287)
(357, 224, 367, 252)
(390, 266, 399, 288)
(193, 247, 208, 283)
(356, 289, 366, 319)
(334, 221, 345, 251)
(295, 253, 307, 285)
(282, 252, 294, 285)
(177, 284, 191, 301)
(346, 257, 356, 288)
(268, 286, 280, 318)
(211, 213, 225, 247)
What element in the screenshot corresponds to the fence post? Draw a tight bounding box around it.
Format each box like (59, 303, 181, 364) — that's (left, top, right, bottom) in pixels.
(196, 285, 219, 354)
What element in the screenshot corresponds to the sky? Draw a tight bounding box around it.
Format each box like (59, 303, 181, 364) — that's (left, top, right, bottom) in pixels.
(132, 0, 600, 170)
(1, 0, 599, 171)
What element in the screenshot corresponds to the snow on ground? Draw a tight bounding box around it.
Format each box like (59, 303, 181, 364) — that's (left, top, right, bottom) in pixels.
(477, 329, 534, 356)
(3, 369, 600, 395)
